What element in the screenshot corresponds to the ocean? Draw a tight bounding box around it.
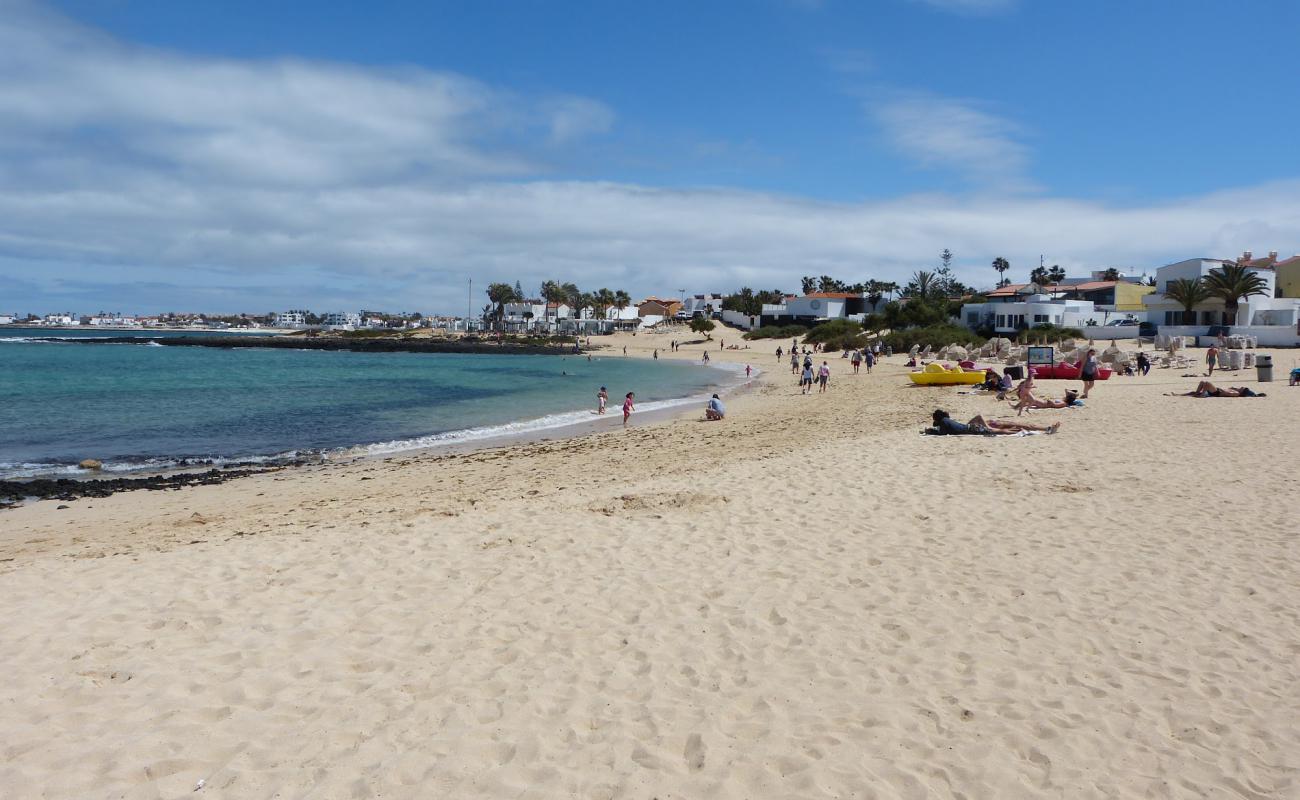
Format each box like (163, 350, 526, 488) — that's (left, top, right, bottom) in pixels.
(0, 328, 731, 479)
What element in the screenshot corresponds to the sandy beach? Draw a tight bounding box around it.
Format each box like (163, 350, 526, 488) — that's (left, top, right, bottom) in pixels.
(2, 328, 1297, 799)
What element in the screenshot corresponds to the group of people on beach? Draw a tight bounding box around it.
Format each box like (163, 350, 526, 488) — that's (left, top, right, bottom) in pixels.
(595, 386, 637, 426)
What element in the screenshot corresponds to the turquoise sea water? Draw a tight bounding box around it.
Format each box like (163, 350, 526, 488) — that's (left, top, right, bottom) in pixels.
(0, 328, 729, 479)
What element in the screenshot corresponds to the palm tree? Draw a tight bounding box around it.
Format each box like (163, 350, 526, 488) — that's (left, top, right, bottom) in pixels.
(992, 257, 1011, 287)
(907, 270, 935, 300)
(485, 282, 519, 329)
(613, 289, 631, 314)
(540, 280, 565, 331)
(1205, 262, 1270, 325)
(1164, 277, 1212, 325)
(1101, 267, 1121, 281)
(595, 288, 615, 319)
(1047, 265, 1067, 284)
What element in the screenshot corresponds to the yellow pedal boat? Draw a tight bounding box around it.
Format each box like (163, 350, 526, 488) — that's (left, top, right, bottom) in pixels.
(908, 363, 987, 385)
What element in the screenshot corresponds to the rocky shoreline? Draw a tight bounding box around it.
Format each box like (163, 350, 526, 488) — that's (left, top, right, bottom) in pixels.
(47, 334, 580, 355)
(0, 466, 291, 507)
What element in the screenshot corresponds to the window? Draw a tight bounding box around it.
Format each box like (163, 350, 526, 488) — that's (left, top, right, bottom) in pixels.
(1033, 314, 1050, 324)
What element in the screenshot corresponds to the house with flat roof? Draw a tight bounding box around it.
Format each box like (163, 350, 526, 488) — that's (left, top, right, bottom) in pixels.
(1142, 254, 1300, 345)
(322, 312, 361, 330)
(758, 292, 880, 327)
(962, 287, 1098, 333)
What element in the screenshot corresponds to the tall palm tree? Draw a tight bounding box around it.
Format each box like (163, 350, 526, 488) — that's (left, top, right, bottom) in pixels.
(908, 270, 935, 300)
(1164, 277, 1212, 325)
(595, 288, 615, 319)
(485, 282, 518, 329)
(1205, 262, 1270, 325)
(613, 289, 631, 313)
(540, 280, 565, 331)
(992, 257, 1011, 287)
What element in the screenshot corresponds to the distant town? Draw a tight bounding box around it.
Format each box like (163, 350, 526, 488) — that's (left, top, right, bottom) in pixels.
(5, 250, 1299, 345)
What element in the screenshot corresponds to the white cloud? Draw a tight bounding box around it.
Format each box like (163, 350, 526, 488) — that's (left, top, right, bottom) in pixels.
(0, 0, 614, 188)
(3, 1, 1300, 314)
(871, 92, 1034, 190)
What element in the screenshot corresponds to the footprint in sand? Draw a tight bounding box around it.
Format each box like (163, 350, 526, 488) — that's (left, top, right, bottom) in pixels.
(684, 733, 706, 771)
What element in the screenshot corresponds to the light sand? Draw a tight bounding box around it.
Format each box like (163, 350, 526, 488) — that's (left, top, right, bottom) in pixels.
(2, 328, 1298, 799)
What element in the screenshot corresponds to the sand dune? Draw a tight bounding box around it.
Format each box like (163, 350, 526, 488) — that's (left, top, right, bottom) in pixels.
(2, 331, 1298, 798)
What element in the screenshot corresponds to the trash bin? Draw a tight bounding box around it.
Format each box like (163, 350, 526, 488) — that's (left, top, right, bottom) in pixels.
(1256, 354, 1273, 382)
(1005, 365, 1024, 380)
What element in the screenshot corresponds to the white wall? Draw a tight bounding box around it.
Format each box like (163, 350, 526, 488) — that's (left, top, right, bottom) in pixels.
(720, 309, 757, 330)
(782, 297, 846, 319)
(962, 297, 1096, 332)
(1154, 258, 1276, 296)
(1158, 324, 1300, 347)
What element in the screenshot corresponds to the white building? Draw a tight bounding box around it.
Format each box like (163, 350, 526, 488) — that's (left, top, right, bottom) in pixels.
(272, 310, 309, 328)
(680, 294, 723, 319)
(760, 293, 878, 327)
(87, 314, 140, 327)
(322, 312, 362, 330)
(1142, 258, 1278, 326)
(42, 313, 78, 326)
(961, 294, 1098, 333)
(501, 301, 547, 330)
(0, 314, 18, 325)
(1142, 257, 1300, 344)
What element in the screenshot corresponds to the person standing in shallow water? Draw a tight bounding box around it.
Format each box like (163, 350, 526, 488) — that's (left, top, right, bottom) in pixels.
(622, 392, 635, 426)
(596, 386, 608, 415)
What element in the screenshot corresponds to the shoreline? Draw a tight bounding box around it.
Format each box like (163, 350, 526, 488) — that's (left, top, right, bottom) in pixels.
(22, 332, 579, 355)
(0, 342, 752, 494)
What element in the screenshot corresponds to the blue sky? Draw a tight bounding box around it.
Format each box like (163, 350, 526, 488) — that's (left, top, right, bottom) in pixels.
(2, 0, 1299, 314)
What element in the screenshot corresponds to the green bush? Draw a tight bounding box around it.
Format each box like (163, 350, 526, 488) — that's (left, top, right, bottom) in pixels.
(1014, 323, 1084, 343)
(803, 319, 862, 345)
(744, 324, 810, 340)
(878, 323, 981, 352)
(818, 333, 868, 353)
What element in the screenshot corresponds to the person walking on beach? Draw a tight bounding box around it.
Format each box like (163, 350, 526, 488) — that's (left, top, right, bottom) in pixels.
(622, 392, 635, 426)
(776, 346, 783, 361)
(1079, 348, 1099, 399)
(596, 386, 608, 415)
(623, 346, 627, 356)
(865, 350, 875, 374)
(818, 361, 830, 393)
(800, 363, 814, 394)
(803, 353, 813, 372)
(653, 349, 658, 359)
(702, 351, 710, 363)
(851, 349, 861, 374)
(745, 364, 752, 378)
(1205, 344, 1219, 376)
(1136, 351, 1151, 376)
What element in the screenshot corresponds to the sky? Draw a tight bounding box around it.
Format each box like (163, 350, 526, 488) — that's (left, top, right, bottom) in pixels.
(2, 0, 1299, 315)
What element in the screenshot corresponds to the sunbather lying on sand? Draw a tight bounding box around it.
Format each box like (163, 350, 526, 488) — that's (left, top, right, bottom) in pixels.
(1010, 374, 1079, 415)
(1165, 381, 1266, 398)
(927, 409, 1059, 436)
